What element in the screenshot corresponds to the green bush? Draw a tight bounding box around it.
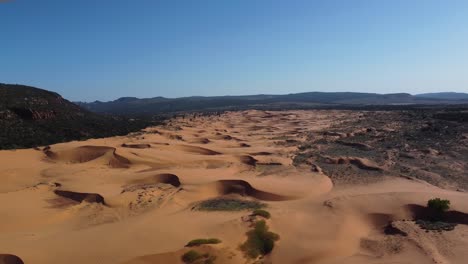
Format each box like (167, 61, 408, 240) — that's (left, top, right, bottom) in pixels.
(181, 250, 216, 264)
(251, 209, 271, 219)
(186, 238, 222, 247)
(427, 198, 450, 220)
(181, 250, 202, 263)
(240, 220, 280, 258)
(196, 198, 266, 211)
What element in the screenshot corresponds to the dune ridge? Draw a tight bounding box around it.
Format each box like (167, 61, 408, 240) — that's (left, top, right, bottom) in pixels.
(128, 173, 181, 188)
(176, 145, 222, 155)
(54, 190, 106, 205)
(212, 179, 292, 201)
(121, 143, 151, 149)
(45, 145, 130, 168)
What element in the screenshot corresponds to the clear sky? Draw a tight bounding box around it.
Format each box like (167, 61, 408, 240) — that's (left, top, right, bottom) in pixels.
(1, 0, 468, 101)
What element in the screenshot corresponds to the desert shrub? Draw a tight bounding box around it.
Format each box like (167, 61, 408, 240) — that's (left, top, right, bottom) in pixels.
(240, 220, 280, 258)
(251, 209, 271, 219)
(181, 250, 216, 264)
(186, 238, 221, 247)
(415, 220, 456, 231)
(181, 250, 202, 263)
(427, 198, 450, 220)
(196, 198, 266, 211)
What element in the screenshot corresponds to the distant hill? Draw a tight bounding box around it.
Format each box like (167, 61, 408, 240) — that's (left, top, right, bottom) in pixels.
(77, 91, 468, 115)
(415, 92, 468, 100)
(0, 84, 152, 149)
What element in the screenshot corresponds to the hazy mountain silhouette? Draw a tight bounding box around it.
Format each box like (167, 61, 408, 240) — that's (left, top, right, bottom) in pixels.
(77, 91, 468, 115)
(415, 92, 468, 100)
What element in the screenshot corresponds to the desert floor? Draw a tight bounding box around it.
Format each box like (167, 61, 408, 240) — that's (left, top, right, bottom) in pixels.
(1, 110, 467, 264)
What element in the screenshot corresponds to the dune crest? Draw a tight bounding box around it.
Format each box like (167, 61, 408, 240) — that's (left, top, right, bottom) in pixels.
(238, 155, 257, 166)
(45, 145, 130, 168)
(212, 179, 292, 201)
(121, 143, 151, 149)
(54, 190, 106, 205)
(127, 173, 181, 188)
(176, 145, 222, 155)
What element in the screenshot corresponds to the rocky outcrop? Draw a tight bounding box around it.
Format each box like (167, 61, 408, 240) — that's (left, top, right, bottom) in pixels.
(0, 83, 152, 150)
(9, 108, 57, 120)
(323, 155, 383, 171)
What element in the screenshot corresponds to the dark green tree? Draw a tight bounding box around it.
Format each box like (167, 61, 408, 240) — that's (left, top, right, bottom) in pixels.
(427, 198, 450, 221)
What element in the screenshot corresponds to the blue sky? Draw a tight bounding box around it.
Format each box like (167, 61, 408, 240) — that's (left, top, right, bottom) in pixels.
(1, 0, 468, 101)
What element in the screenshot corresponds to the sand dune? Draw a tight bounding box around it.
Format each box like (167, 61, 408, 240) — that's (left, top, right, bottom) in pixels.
(366, 213, 396, 229)
(249, 151, 273, 156)
(54, 190, 106, 204)
(122, 245, 242, 264)
(176, 145, 221, 155)
(45, 145, 130, 168)
(208, 179, 293, 201)
(121, 143, 151, 149)
(128, 173, 181, 188)
(1, 110, 467, 264)
(189, 138, 211, 144)
(238, 155, 257, 166)
(213, 134, 241, 141)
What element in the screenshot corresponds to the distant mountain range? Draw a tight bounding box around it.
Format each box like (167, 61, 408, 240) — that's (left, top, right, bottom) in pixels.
(2, 83, 467, 149)
(77, 91, 468, 115)
(0, 84, 151, 149)
(415, 92, 468, 100)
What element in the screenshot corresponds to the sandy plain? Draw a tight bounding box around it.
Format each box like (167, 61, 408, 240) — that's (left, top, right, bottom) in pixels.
(0, 110, 467, 264)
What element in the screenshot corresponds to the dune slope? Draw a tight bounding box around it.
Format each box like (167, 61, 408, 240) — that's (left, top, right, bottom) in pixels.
(0, 110, 467, 264)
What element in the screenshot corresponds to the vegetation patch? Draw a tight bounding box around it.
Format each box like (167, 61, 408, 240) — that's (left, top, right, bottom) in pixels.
(251, 209, 271, 219)
(182, 250, 203, 263)
(181, 250, 216, 264)
(195, 198, 266, 211)
(427, 198, 450, 221)
(185, 238, 221, 247)
(409, 199, 458, 232)
(240, 220, 280, 259)
(415, 220, 457, 231)
(0, 84, 156, 150)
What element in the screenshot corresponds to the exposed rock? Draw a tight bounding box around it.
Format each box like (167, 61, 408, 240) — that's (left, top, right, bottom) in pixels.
(323, 131, 347, 137)
(310, 163, 323, 174)
(336, 140, 373, 151)
(323, 156, 383, 171)
(399, 152, 417, 159)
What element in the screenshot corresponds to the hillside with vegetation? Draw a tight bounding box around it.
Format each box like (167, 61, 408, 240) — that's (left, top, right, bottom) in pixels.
(0, 83, 153, 149)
